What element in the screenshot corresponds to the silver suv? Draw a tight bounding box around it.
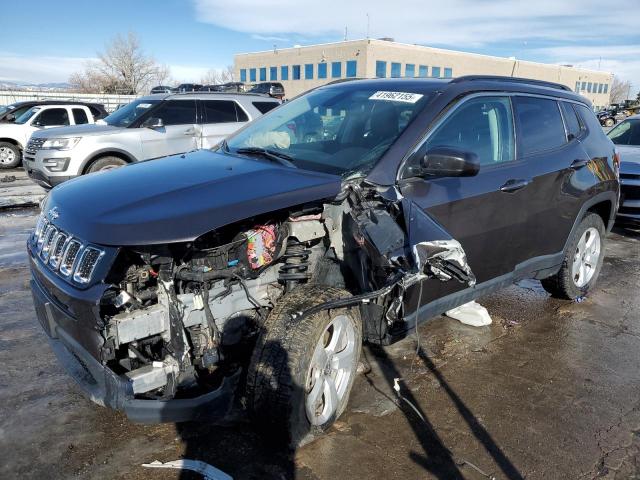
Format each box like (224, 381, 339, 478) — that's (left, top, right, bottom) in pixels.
(24, 92, 280, 188)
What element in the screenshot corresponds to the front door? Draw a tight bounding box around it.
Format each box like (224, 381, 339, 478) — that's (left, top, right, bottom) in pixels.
(399, 94, 531, 306)
(139, 100, 198, 159)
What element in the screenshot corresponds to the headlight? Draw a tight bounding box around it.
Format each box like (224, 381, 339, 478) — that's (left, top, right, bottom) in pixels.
(42, 137, 81, 150)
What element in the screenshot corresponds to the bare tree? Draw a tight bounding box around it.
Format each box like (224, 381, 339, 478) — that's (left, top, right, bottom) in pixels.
(200, 65, 235, 85)
(609, 76, 632, 104)
(69, 32, 168, 94)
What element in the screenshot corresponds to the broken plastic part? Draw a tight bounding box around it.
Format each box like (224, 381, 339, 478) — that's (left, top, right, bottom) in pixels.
(445, 301, 492, 326)
(142, 459, 233, 480)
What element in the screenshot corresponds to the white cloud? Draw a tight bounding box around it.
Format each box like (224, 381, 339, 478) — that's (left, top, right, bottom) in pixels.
(0, 52, 97, 83)
(251, 34, 290, 43)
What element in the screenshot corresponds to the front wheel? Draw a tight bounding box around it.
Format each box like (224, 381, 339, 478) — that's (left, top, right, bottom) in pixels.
(605, 118, 615, 127)
(541, 213, 606, 299)
(0, 142, 21, 169)
(246, 285, 362, 447)
(87, 156, 127, 173)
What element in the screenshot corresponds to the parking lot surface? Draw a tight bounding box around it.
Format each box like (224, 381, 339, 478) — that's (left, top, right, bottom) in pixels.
(1, 207, 639, 480)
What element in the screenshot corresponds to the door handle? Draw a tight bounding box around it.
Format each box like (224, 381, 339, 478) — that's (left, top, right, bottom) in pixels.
(500, 178, 530, 193)
(570, 159, 590, 169)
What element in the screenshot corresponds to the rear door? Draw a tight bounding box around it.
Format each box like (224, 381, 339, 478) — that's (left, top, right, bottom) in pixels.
(139, 100, 198, 159)
(399, 94, 528, 304)
(198, 99, 249, 149)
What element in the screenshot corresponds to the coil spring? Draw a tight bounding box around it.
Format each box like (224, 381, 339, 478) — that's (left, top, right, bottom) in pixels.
(279, 240, 311, 291)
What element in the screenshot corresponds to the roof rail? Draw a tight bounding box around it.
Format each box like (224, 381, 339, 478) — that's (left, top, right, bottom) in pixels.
(450, 75, 572, 92)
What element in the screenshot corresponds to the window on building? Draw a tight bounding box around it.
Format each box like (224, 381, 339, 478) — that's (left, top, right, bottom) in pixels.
(250, 68, 256, 82)
(575, 81, 580, 93)
(281, 66, 289, 81)
(270, 67, 277, 81)
(72, 108, 89, 125)
(391, 62, 401, 78)
(405, 64, 415, 77)
(375, 61, 387, 78)
(346, 60, 357, 78)
(603, 84, 609, 94)
(292, 65, 301, 80)
(444, 67, 453, 78)
(581, 81, 587, 91)
(513, 96, 566, 155)
(598, 83, 604, 94)
(420, 96, 514, 166)
(431, 66, 441, 78)
(318, 63, 327, 79)
(305, 63, 314, 79)
(240, 69, 247, 82)
(331, 62, 341, 78)
(587, 82, 592, 93)
(259, 67, 267, 82)
(150, 100, 197, 126)
(419, 65, 428, 78)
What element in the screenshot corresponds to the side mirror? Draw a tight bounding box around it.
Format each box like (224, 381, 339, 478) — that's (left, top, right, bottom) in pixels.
(142, 117, 164, 129)
(420, 147, 480, 178)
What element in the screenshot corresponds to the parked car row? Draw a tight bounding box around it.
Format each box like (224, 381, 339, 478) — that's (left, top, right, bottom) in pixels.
(150, 82, 285, 99)
(28, 75, 621, 448)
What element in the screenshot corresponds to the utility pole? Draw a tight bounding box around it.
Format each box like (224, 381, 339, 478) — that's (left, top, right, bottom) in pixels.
(366, 13, 370, 39)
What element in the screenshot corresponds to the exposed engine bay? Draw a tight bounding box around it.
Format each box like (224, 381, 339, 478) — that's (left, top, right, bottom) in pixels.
(97, 181, 475, 400)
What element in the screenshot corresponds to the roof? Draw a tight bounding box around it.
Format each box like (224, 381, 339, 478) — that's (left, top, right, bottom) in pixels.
(139, 92, 279, 101)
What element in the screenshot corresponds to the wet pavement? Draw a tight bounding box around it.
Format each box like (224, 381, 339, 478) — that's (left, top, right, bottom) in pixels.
(1, 207, 639, 480)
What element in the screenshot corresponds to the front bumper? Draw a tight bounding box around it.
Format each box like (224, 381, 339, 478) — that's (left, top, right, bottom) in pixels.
(29, 253, 240, 423)
(23, 148, 79, 188)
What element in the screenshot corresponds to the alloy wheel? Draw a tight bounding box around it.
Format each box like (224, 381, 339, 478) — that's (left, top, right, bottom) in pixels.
(572, 227, 601, 288)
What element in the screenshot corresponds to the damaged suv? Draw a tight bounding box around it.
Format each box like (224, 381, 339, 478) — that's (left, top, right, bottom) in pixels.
(29, 76, 619, 445)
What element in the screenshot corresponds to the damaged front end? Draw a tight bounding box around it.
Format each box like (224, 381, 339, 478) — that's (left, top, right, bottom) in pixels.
(30, 180, 475, 421)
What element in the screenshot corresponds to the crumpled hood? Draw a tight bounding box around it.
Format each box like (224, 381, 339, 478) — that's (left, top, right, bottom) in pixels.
(618, 145, 640, 170)
(31, 123, 122, 138)
(45, 150, 341, 246)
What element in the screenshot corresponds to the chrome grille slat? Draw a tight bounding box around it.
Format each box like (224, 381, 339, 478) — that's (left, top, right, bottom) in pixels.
(73, 247, 103, 284)
(48, 233, 69, 268)
(40, 227, 59, 261)
(59, 240, 82, 277)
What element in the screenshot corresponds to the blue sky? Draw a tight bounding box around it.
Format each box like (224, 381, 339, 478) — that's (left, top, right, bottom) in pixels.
(1, 0, 639, 94)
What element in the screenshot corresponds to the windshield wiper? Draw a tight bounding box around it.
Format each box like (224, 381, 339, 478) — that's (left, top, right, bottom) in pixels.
(234, 147, 296, 168)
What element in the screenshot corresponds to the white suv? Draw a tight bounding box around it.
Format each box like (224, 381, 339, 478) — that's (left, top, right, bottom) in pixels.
(0, 104, 96, 169)
(23, 92, 280, 188)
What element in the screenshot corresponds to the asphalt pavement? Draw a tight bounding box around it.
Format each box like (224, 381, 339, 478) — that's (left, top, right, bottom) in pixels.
(0, 206, 639, 480)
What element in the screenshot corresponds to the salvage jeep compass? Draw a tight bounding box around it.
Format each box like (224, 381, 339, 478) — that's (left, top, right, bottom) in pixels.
(29, 76, 619, 445)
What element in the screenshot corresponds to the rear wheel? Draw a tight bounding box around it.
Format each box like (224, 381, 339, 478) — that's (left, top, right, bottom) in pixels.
(247, 285, 361, 447)
(87, 156, 127, 173)
(541, 213, 606, 299)
(605, 118, 615, 127)
(0, 142, 21, 169)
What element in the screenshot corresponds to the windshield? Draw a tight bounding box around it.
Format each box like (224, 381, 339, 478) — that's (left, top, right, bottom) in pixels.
(15, 107, 41, 124)
(607, 119, 640, 146)
(0, 104, 15, 116)
(225, 85, 431, 176)
(103, 99, 160, 127)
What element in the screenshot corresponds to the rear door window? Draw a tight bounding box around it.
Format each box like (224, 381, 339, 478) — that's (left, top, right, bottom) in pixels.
(34, 108, 70, 127)
(420, 96, 515, 166)
(252, 101, 279, 114)
(559, 102, 582, 141)
(150, 100, 197, 125)
(513, 96, 566, 156)
(575, 104, 609, 137)
(202, 100, 247, 123)
(72, 108, 89, 125)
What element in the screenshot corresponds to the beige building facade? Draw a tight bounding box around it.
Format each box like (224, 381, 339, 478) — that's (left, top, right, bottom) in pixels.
(234, 39, 613, 108)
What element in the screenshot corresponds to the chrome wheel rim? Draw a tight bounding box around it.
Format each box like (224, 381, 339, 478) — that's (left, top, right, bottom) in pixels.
(305, 314, 357, 426)
(0, 146, 16, 165)
(572, 227, 601, 288)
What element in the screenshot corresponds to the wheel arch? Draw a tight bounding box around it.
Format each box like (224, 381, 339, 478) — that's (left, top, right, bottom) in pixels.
(563, 192, 617, 254)
(0, 137, 22, 149)
(81, 149, 136, 174)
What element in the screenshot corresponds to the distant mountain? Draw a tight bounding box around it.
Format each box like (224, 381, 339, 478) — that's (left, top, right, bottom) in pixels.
(0, 80, 72, 91)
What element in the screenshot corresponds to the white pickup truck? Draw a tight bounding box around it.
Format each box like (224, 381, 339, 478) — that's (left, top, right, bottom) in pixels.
(0, 104, 96, 169)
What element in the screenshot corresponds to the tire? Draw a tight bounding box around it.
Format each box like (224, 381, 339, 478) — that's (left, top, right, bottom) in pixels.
(605, 118, 615, 127)
(0, 142, 21, 169)
(87, 156, 127, 173)
(246, 284, 362, 447)
(541, 213, 606, 299)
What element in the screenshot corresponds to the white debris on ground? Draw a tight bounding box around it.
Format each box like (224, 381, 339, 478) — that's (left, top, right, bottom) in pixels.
(445, 301, 492, 326)
(142, 459, 233, 480)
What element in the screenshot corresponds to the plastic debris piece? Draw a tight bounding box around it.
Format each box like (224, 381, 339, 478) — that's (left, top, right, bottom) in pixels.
(445, 301, 492, 326)
(142, 459, 233, 480)
(575, 296, 585, 303)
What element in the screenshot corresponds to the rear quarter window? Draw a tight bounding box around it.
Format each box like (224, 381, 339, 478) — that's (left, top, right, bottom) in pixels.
(513, 96, 566, 156)
(252, 101, 279, 114)
(575, 104, 608, 137)
(559, 102, 582, 141)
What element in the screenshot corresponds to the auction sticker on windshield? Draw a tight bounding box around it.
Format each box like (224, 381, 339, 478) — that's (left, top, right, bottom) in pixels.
(369, 91, 424, 103)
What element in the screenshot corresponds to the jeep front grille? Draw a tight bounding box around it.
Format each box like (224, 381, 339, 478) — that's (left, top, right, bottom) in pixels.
(31, 214, 105, 285)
